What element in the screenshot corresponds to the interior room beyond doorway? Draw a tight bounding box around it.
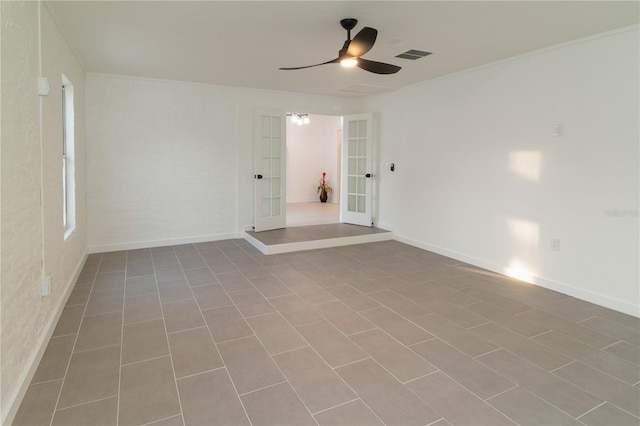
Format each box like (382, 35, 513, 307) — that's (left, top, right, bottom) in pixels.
(286, 113, 342, 227)
(286, 202, 339, 227)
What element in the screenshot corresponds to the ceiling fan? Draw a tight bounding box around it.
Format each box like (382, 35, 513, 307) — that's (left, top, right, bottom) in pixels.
(279, 18, 401, 75)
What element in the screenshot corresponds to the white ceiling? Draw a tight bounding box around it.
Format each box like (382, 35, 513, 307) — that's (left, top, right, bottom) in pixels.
(47, 1, 639, 97)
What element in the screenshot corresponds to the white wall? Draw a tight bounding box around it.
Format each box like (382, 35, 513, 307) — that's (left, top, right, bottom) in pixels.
(365, 27, 639, 316)
(1, 2, 87, 423)
(86, 76, 358, 250)
(286, 114, 341, 203)
(86, 75, 239, 250)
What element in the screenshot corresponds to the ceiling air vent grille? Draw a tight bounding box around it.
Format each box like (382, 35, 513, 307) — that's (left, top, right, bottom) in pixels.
(395, 49, 432, 60)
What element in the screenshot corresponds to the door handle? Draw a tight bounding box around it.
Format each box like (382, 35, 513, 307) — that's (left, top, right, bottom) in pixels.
(365, 173, 372, 178)
(254, 174, 263, 179)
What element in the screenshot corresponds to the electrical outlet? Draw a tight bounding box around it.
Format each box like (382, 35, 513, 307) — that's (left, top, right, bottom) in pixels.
(42, 276, 52, 296)
(550, 239, 560, 251)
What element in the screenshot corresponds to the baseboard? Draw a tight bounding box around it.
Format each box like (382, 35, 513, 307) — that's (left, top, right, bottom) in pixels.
(2, 251, 88, 426)
(244, 231, 394, 255)
(88, 232, 237, 254)
(243, 232, 268, 254)
(395, 234, 639, 318)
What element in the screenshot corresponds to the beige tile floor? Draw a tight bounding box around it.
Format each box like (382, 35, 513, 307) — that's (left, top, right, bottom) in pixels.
(13, 238, 640, 426)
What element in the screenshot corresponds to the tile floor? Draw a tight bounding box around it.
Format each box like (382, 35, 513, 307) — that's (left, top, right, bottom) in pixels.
(13, 238, 640, 426)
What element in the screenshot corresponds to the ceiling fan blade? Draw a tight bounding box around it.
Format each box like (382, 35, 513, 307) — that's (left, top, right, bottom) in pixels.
(347, 27, 377, 57)
(357, 58, 401, 74)
(279, 58, 339, 70)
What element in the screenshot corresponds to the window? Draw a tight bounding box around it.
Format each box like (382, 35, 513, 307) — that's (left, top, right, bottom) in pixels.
(62, 74, 75, 238)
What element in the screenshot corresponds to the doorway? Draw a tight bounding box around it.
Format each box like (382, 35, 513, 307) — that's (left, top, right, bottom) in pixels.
(253, 111, 374, 232)
(285, 113, 342, 227)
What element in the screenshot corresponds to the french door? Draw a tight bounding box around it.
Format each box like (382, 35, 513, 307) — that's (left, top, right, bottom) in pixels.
(341, 113, 374, 227)
(254, 111, 286, 232)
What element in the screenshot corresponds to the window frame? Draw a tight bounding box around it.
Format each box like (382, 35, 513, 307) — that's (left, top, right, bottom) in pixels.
(62, 74, 75, 239)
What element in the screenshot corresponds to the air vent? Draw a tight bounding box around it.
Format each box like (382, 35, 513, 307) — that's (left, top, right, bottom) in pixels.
(395, 49, 432, 60)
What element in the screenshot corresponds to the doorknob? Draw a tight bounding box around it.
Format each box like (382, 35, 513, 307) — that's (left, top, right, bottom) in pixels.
(254, 174, 263, 179)
(365, 173, 372, 178)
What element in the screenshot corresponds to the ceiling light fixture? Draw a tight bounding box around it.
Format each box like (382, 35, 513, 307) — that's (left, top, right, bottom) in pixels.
(287, 113, 310, 125)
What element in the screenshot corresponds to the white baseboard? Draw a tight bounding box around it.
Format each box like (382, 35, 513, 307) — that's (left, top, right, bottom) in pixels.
(88, 233, 238, 254)
(243, 233, 268, 254)
(244, 231, 394, 255)
(395, 234, 639, 318)
(2, 251, 88, 426)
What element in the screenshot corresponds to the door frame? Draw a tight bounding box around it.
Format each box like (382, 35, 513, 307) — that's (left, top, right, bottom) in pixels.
(253, 109, 378, 230)
(253, 110, 287, 232)
(340, 113, 375, 227)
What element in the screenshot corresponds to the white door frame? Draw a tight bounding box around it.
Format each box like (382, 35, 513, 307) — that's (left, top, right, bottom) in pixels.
(255, 110, 377, 230)
(340, 113, 375, 227)
(253, 110, 287, 232)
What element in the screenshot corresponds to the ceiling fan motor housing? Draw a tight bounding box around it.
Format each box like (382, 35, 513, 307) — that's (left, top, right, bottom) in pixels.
(340, 18, 358, 32)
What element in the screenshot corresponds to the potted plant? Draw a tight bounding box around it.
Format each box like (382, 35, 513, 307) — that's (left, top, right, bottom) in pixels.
(317, 172, 332, 203)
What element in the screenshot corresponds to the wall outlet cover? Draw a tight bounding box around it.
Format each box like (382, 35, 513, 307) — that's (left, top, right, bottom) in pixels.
(42, 276, 52, 296)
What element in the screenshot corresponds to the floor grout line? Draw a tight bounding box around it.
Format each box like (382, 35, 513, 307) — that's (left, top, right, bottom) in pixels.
(331, 356, 373, 370)
(548, 359, 577, 374)
(115, 255, 131, 425)
(309, 397, 361, 416)
(599, 340, 623, 351)
(528, 329, 554, 339)
(55, 394, 119, 412)
(179, 247, 253, 425)
(472, 347, 502, 359)
(48, 256, 102, 426)
(219, 260, 323, 424)
(576, 315, 598, 325)
(152, 250, 187, 426)
(401, 370, 441, 385)
(483, 383, 521, 402)
(576, 401, 608, 419)
(174, 366, 227, 382)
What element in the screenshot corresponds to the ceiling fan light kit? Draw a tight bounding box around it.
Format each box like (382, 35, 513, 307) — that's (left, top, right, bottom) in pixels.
(279, 18, 401, 75)
(340, 58, 358, 68)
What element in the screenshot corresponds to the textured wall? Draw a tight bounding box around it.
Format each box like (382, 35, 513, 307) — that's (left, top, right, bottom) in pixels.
(365, 28, 639, 315)
(41, 2, 87, 292)
(1, 2, 43, 419)
(86, 75, 359, 250)
(1, 2, 87, 423)
(86, 75, 239, 250)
